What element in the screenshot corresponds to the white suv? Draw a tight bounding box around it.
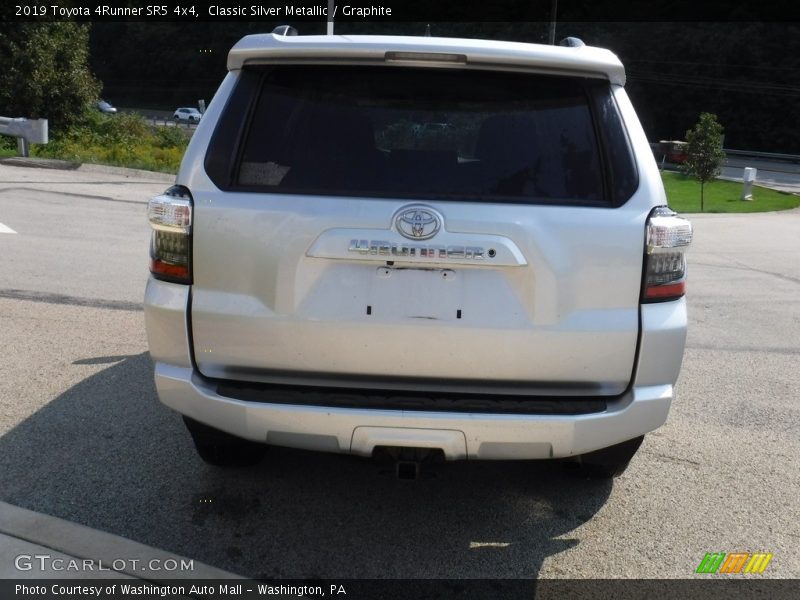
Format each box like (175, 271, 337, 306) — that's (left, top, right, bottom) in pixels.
(173, 107, 201, 122)
(145, 31, 692, 478)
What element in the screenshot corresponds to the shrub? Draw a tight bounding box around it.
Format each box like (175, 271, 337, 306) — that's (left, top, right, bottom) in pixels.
(34, 110, 189, 173)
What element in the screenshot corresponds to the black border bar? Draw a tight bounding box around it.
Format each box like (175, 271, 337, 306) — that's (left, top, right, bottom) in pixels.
(3, 579, 800, 600)
(3, 1, 800, 23)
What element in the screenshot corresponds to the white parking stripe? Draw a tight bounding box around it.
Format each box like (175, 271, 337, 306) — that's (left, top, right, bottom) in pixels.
(0, 222, 17, 234)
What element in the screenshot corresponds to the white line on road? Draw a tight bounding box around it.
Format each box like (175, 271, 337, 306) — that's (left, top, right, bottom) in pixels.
(0, 222, 17, 234)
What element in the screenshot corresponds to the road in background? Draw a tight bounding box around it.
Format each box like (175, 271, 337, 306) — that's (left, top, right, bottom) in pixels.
(721, 156, 800, 194)
(0, 162, 170, 302)
(120, 108, 200, 130)
(0, 162, 798, 579)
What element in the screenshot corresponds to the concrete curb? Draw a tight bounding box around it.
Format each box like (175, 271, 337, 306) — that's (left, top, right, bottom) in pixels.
(77, 162, 176, 182)
(0, 157, 80, 170)
(718, 175, 800, 196)
(0, 157, 175, 183)
(0, 501, 241, 580)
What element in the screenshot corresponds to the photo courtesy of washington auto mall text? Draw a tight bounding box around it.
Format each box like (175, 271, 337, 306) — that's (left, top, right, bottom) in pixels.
(14, 582, 348, 598)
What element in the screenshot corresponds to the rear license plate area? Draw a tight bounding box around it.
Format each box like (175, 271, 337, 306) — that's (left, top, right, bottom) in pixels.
(366, 266, 462, 321)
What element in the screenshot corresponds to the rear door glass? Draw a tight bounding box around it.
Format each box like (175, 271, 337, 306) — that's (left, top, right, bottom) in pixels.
(216, 66, 628, 206)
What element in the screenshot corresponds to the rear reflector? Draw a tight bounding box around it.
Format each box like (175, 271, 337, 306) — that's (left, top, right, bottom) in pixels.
(642, 207, 692, 303)
(150, 257, 190, 280)
(644, 280, 686, 300)
(148, 186, 193, 284)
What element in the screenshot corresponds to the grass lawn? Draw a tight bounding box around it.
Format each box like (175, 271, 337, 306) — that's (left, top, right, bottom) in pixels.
(662, 171, 800, 213)
(0, 139, 19, 158)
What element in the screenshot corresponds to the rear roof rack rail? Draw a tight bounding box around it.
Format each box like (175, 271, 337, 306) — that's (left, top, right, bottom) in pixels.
(559, 37, 585, 47)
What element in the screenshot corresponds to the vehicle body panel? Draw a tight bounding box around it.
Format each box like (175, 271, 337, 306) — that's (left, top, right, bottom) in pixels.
(188, 192, 646, 394)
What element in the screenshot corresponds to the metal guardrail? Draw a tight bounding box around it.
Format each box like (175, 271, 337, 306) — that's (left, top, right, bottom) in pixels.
(146, 116, 198, 129)
(0, 117, 48, 157)
(723, 148, 800, 164)
(650, 142, 800, 165)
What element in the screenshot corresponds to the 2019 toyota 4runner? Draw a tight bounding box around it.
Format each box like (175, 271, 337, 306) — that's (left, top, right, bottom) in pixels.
(144, 31, 692, 478)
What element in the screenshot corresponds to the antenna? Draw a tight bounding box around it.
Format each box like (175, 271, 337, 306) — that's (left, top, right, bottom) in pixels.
(548, 0, 558, 45)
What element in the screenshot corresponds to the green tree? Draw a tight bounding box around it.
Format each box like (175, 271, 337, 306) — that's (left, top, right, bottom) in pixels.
(682, 112, 726, 212)
(0, 23, 100, 132)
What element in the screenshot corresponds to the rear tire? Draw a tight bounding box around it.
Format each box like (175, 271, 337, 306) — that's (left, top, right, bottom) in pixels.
(577, 435, 644, 479)
(183, 417, 266, 467)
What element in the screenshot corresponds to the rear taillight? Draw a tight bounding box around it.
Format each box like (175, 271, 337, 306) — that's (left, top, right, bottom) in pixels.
(642, 206, 692, 303)
(148, 185, 193, 284)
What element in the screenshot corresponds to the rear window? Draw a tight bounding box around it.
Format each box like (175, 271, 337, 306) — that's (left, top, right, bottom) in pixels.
(206, 65, 637, 206)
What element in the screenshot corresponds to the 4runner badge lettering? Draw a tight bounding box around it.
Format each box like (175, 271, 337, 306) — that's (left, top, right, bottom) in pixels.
(348, 240, 486, 260)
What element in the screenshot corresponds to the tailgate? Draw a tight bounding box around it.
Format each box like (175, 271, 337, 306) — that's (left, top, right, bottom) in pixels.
(190, 196, 644, 395)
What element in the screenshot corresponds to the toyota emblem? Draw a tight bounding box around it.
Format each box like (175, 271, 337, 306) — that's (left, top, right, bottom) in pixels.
(394, 206, 442, 240)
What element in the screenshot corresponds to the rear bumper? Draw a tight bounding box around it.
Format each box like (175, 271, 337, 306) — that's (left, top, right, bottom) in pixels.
(145, 277, 682, 460)
(154, 362, 672, 460)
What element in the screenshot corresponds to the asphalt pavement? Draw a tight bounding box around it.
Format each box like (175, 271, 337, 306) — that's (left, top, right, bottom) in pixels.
(720, 156, 800, 194)
(0, 160, 798, 580)
(0, 501, 237, 580)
